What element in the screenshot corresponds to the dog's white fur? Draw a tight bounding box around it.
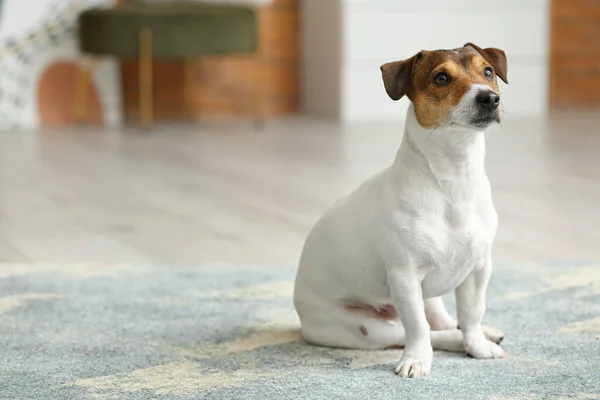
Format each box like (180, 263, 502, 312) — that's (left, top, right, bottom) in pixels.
(293, 83, 506, 378)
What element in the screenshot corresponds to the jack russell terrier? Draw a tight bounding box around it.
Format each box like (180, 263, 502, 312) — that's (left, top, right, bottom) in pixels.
(294, 43, 508, 378)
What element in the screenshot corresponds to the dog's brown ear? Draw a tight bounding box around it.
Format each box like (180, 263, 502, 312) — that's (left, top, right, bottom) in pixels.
(380, 52, 420, 101)
(464, 43, 508, 84)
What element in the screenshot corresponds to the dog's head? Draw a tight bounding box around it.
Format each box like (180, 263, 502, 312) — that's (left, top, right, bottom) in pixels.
(381, 43, 508, 130)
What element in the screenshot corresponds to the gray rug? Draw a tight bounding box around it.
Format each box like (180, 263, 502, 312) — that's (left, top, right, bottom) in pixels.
(1, 263, 600, 400)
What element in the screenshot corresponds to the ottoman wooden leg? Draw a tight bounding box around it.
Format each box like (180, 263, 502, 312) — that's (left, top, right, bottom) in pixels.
(75, 61, 89, 124)
(253, 26, 267, 130)
(139, 27, 154, 130)
(253, 57, 266, 130)
(184, 59, 195, 120)
(75, 58, 102, 125)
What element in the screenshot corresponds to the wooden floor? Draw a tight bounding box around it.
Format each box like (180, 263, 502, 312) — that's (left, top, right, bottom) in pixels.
(1, 111, 600, 265)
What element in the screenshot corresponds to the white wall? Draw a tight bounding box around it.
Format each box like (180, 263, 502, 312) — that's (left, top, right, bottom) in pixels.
(302, 0, 550, 122)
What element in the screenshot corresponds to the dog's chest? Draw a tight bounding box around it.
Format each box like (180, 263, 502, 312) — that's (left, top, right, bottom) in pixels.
(414, 201, 496, 297)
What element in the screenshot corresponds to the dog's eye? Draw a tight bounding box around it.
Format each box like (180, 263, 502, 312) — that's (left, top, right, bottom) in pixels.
(434, 72, 450, 86)
(484, 67, 494, 80)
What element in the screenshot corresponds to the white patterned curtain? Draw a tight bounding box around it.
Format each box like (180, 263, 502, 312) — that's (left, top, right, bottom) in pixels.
(134, 0, 274, 5)
(0, 0, 122, 131)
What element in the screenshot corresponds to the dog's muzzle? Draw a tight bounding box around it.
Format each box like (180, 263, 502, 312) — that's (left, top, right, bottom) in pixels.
(470, 89, 501, 128)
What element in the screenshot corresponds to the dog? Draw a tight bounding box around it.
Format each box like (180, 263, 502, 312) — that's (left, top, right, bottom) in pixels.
(293, 43, 508, 378)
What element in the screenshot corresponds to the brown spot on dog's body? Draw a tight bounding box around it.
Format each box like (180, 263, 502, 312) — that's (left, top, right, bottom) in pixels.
(380, 43, 508, 129)
(359, 325, 368, 336)
(386, 344, 405, 350)
(377, 304, 398, 320)
(344, 302, 398, 321)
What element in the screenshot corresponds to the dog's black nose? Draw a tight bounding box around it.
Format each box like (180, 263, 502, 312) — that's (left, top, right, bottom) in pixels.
(476, 91, 500, 111)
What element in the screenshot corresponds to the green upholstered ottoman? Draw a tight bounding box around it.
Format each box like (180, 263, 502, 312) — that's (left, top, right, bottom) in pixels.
(77, 2, 260, 129)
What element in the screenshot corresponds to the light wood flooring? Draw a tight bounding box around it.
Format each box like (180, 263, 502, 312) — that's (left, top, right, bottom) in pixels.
(1, 111, 599, 266)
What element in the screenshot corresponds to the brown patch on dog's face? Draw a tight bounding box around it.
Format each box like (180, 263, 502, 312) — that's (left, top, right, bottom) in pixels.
(409, 47, 500, 128)
(381, 44, 508, 129)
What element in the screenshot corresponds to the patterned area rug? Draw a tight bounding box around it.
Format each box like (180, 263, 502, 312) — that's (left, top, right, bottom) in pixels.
(1, 263, 600, 400)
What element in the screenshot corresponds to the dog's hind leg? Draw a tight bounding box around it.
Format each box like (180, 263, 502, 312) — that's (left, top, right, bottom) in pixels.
(425, 297, 504, 344)
(481, 325, 505, 344)
(425, 297, 458, 331)
(299, 306, 405, 350)
(430, 329, 464, 352)
(296, 296, 465, 353)
(300, 308, 465, 353)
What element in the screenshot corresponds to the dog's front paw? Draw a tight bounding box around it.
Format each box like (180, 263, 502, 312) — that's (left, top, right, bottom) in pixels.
(394, 344, 433, 378)
(464, 336, 507, 359)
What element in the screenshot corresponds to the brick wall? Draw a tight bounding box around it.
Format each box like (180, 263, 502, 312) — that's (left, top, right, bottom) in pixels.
(551, 0, 600, 108)
(120, 0, 299, 121)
